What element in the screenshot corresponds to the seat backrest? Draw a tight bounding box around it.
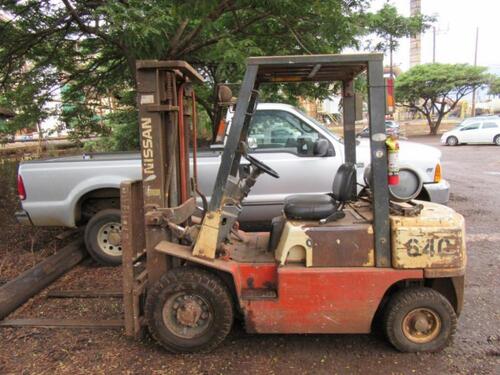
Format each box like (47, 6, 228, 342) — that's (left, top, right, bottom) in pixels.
(332, 162, 356, 202)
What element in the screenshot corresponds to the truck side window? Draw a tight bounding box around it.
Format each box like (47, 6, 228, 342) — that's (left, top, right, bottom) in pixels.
(248, 110, 319, 154)
(482, 122, 499, 129)
(460, 123, 480, 131)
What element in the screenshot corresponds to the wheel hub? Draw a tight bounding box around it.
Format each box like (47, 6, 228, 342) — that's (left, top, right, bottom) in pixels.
(96, 222, 122, 256)
(402, 308, 441, 344)
(176, 299, 203, 327)
(162, 293, 212, 339)
(107, 230, 121, 246)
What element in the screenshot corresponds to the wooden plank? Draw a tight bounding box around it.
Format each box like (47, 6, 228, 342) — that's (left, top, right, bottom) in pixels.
(46, 290, 122, 299)
(55, 228, 82, 240)
(0, 239, 86, 320)
(0, 319, 124, 329)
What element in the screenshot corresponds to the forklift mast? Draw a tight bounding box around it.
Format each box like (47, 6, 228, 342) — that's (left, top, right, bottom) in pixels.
(135, 61, 203, 283)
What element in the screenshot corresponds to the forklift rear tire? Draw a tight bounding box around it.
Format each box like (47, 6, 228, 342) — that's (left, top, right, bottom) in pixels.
(384, 287, 457, 352)
(145, 267, 233, 353)
(84, 209, 122, 266)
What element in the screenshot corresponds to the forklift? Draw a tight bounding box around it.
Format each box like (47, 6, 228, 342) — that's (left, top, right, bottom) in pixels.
(121, 54, 466, 354)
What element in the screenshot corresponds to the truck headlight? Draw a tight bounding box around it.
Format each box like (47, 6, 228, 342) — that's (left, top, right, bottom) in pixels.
(434, 163, 442, 183)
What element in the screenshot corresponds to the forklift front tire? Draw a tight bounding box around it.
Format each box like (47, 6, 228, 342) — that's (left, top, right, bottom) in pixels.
(145, 267, 234, 353)
(384, 287, 457, 353)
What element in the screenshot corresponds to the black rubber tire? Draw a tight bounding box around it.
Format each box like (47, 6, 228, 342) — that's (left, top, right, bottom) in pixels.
(84, 208, 122, 266)
(494, 135, 500, 146)
(145, 267, 233, 353)
(446, 136, 459, 146)
(384, 287, 457, 353)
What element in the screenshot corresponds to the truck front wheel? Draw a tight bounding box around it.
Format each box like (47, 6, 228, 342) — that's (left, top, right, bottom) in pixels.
(84, 209, 122, 266)
(384, 287, 457, 352)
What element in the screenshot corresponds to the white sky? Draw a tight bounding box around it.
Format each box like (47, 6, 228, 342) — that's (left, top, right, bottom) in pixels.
(370, 0, 500, 73)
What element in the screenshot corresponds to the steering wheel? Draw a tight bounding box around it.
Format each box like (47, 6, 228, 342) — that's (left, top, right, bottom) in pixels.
(243, 153, 280, 179)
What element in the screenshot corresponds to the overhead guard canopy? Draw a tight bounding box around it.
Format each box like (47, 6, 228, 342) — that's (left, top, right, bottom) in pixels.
(247, 53, 383, 83)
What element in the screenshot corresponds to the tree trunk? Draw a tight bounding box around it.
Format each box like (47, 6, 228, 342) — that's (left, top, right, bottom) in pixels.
(428, 115, 444, 135)
(36, 122, 43, 156)
(424, 113, 435, 135)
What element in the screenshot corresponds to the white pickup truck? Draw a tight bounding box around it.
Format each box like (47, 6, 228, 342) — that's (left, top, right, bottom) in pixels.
(16, 103, 449, 265)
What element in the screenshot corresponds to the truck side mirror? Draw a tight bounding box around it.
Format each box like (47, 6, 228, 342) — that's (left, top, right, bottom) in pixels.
(313, 138, 330, 157)
(247, 136, 258, 149)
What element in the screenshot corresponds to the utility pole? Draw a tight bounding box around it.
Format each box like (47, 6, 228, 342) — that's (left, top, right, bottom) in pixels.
(432, 26, 436, 63)
(389, 35, 393, 80)
(471, 27, 479, 117)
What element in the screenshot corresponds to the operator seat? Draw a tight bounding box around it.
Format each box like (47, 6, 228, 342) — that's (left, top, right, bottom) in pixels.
(283, 163, 356, 221)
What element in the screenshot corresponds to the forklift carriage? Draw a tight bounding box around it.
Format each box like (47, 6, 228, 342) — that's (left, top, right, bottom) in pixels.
(121, 54, 466, 353)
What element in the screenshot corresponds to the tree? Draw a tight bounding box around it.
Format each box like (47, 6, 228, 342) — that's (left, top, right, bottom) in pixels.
(365, 3, 433, 77)
(396, 63, 491, 134)
(0, 63, 57, 152)
(489, 76, 500, 96)
(1, 1, 431, 149)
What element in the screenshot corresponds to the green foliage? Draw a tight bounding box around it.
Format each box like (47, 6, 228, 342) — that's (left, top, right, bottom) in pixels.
(396, 63, 491, 134)
(489, 76, 500, 96)
(364, 3, 433, 54)
(1, 0, 432, 149)
(61, 85, 106, 144)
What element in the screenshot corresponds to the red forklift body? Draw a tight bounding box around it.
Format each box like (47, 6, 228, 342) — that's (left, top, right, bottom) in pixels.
(242, 266, 422, 333)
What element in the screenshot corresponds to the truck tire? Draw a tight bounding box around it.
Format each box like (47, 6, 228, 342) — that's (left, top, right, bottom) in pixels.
(145, 267, 233, 353)
(84, 209, 122, 266)
(384, 287, 457, 353)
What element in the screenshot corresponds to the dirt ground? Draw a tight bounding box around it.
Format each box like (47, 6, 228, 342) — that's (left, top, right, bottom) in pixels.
(0, 137, 499, 374)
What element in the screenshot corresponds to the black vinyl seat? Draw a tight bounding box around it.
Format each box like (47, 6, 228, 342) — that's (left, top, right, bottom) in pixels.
(283, 194, 337, 220)
(283, 163, 356, 221)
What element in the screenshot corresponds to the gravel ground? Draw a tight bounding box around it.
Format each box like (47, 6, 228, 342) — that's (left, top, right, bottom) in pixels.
(0, 136, 499, 374)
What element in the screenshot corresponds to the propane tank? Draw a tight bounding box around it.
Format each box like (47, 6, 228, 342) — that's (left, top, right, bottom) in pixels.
(386, 135, 400, 185)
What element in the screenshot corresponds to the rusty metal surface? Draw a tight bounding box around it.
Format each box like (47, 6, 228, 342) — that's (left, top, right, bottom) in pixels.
(306, 224, 374, 267)
(240, 288, 277, 300)
(222, 232, 274, 263)
(144, 197, 196, 226)
(393, 227, 463, 268)
(246, 54, 382, 83)
(136, 60, 204, 84)
(162, 196, 196, 224)
(243, 266, 423, 334)
(424, 266, 465, 278)
(155, 239, 427, 335)
(138, 65, 170, 284)
(155, 240, 234, 273)
(451, 275, 465, 316)
(121, 180, 146, 338)
(390, 202, 466, 269)
(154, 240, 277, 294)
